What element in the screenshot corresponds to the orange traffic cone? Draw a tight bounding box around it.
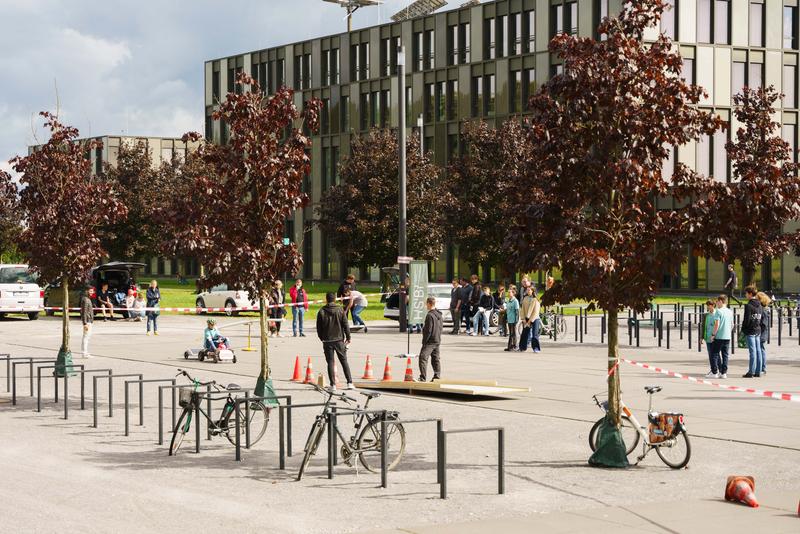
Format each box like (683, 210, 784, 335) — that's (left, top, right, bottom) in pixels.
(403, 357, 414, 382)
(361, 354, 375, 380)
(291, 355, 302, 382)
(725, 476, 759, 508)
(381, 357, 392, 382)
(333, 360, 342, 388)
(302, 357, 314, 384)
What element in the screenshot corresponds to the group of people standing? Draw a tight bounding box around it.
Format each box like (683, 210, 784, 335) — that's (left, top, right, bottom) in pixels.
(447, 275, 544, 353)
(704, 285, 771, 379)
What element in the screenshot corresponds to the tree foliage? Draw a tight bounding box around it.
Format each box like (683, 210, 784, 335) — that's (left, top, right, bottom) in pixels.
(447, 120, 532, 271)
(315, 129, 451, 268)
(102, 142, 193, 260)
(162, 73, 320, 391)
(690, 86, 800, 281)
(505, 0, 722, 437)
(0, 171, 21, 263)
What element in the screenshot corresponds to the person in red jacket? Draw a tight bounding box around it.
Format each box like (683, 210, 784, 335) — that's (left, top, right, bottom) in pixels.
(289, 278, 310, 337)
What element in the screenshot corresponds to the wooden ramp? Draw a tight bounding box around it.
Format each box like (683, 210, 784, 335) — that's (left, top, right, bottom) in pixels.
(353, 379, 530, 398)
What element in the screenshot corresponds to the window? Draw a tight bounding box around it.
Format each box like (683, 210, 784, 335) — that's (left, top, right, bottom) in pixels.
(381, 89, 391, 126)
(424, 83, 434, 122)
(294, 54, 310, 89)
(227, 67, 235, 93)
(361, 43, 370, 79)
(567, 2, 578, 35)
(524, 11, 535, 52)
(447, 134, 459, 160)
(471, 76, 482, 117)
(785, 7, 798, 49)
(212, 70, 220, 101)
(484, 74, 496, 116)
(251, 61, 267, 93)
(341, 95, 350, 132)
(303, 54, 311, 89)
(712, 128, 729, 182)
(485, 18, 496, 59)
(511, 13, 522, 55)
(351, 44, 360, 80)
(661, 0, 676, 40)
(498, 15, 508, 57)
(524, 68, 536, 107)
(360, 93, 370, 130)
(697, 0, 711, 43)
(714, 0, 729, 45)
(276, 59, 285, 89)
(371, 91, 379, 127)
(749, 2, 764, 47)
(321, 147, 330, 190)
(322, 50, 330, 86)
(697, 133, 711, 177)
(405, 86, 413, 125)
(598, 0, 609, 40)
(352, 43, 369, 80)
(662, 145, 675, 181)
(413, 32, 423, 71)
(459, 23, 471, 63)
(436, 81, 446, 121)
(205, 116, 213, 141)
(447, 79, 458, 120)
(782, 124, 797, 162)
(785, 65, 797, 108)
(448, 25, 458, 65)
(552, 5, 563, 37)
(682, 58, 694, 85)
(551, 64, 564, 77)
(732, 61, 745, 96)
(331, 147, 339, 184)
(294, 56, 302, 90)
(321, 98, 330, 134)
(381, 37, 398, 77)
(511, 70, 522, 113)
(425, 30, 434, 70)
(330, 48, 340, 84)
(748, 62, 763, 89)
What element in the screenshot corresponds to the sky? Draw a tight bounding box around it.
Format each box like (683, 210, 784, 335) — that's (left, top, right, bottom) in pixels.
(0, 0, 456, 180)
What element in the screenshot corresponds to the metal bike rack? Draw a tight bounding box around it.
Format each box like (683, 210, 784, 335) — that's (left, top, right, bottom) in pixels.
(438, 426, 505, 499)
(380, 416, 443, 489)
(156, 383, 196, 445)
(3, 355, 52, 393)
(11, 358, 56, 404)
(35, 364, 85, 418)
(123, 378, 175, 436)
(53, 368, 112, 419)
(93, 373, 143, 428)
(319, 407, 387, 480)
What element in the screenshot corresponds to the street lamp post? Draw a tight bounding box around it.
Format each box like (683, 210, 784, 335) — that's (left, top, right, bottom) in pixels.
(398, 45, 408, 333)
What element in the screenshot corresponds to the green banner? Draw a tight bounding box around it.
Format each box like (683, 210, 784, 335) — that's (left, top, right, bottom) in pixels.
(408, 260, 428, 325)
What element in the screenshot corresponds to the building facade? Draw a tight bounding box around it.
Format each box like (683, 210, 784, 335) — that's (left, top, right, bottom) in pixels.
(204, 0, 800, 293)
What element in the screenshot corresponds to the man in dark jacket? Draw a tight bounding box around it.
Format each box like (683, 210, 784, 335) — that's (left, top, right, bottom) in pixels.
(724, 264, 740, 304)
(337, 274, 356, 320)
(741, 286, 763, 378)
(316, 292, 354, 389)
(419, 297, 443, 381)
(459, 278, 472, 334)
(449, 278, 461, 335)
(468, 274, 483, 334)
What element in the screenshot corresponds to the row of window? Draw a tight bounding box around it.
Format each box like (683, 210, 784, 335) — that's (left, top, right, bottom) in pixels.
(484, 11, 536, 60)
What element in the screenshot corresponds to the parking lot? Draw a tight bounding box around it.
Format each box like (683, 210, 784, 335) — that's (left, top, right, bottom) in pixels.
(1, 314, 799, 533)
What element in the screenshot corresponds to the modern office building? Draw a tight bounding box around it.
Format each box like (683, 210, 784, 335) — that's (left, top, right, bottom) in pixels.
(204, 0, 800, 293)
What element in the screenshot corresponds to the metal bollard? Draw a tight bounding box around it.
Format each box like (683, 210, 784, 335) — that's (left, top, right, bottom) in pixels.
(439, 431, 447, 499)
(601, 314, 606, 344)
(235, 401, 241, 462)
(574, 315, 579, 342)
(327, 411, 334, 479)
(194, 401, 200, 453)
(666, 321, 670, 350)
(279, 406, 285, 470)
(498, 428, 505, 495)
(380, 417, 388, 489)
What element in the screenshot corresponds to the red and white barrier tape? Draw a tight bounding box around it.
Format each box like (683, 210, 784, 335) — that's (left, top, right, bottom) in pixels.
(620, 358, 799, 403)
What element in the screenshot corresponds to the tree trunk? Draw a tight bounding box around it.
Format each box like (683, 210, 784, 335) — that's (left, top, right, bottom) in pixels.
(607, 307, 621, 427)
(259, 294, 269, 381)
(55, 280, 74, 377)
(743, 264, 755, 288)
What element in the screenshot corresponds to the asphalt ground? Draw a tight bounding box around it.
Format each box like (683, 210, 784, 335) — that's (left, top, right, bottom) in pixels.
(0, 314, 798, 533)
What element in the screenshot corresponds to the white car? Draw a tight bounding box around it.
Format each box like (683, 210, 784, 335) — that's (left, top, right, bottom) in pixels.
(383, 283, 454, 323)
(0, 264, 43, 320)
(195, 284, 257, 316)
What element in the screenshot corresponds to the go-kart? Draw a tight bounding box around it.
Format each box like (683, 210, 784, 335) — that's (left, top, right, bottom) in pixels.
(184, 340, 237, 364)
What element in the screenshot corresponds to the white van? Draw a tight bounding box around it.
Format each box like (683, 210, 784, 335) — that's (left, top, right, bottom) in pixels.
(0, 264, 43, 320)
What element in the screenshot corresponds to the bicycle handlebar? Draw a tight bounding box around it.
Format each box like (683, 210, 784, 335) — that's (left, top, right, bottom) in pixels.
(175, 369, 218, 388)
(309, 382, 357, 404)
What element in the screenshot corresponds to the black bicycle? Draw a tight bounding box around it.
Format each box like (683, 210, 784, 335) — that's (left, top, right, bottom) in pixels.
(169, 369, 270, 455)
(297, 384, 405, 480)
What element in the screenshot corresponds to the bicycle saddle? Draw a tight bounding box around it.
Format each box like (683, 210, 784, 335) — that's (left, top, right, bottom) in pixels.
(644, 385, 662, 394)
(359, 390, 381, 399)
(226, 383, 241, 391)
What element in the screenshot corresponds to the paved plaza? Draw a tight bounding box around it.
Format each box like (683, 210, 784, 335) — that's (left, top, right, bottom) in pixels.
(1, 314, 798, 533)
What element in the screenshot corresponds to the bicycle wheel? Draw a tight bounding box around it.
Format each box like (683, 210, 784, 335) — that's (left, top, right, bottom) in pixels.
(169, 408, 192, 456)
(225, 402, 270, 447)
(655, 429, 691, 469)
(297, 418, 326, 481)
(588, 415, 640, 455)
(557, 316, 568, 336)
(357, 419, 406, 473)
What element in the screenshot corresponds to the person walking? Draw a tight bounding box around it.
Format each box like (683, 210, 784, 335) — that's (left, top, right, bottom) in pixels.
(79, 289, 94, 359)
(529, 290, 542, 353)
(419, 296, 443, 382)
(703, 299, 718, 378)
(724, 264, 740, 305)
(709, 294, 733, 379)
(270, 280, 286, 337)
(518, 286, 535, 351)
(504, 288, 519, 351)
(316, 292, 354, 390)
(289, 278, 309, 337)
(460, 278, 472, 334)
(756, 291, 771, 376)
(741, 285, 763, 378)
(349, 288, 368, 332)
(448, 278, 461, 335)
(145, 280, 160, 336)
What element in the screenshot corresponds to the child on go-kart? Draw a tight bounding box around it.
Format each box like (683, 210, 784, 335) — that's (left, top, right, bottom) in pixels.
(203, 318, 230, 351)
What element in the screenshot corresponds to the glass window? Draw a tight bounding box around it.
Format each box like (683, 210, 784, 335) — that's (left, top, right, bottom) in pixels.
(485, 74, 496, 116)
(552, 5, 563, 36)
(360, 93, 369, 130)
(460, 23, 471, 63)
(732, 61, 745, 96)
(405, 86, 413, 125)
(447, 134, 459, 161)
(340, 95, 349, 132)
(697, 133, 711, 176)
(682, 58, 694, 85)
(321, 98, 330, 134)
(424, 83, 434, 122)
(568, 2, 578, 35)
(361, 43, 370, 79)
(662, 145, 675, 182)
(712, 128, 728, 182)
(413, 32, 423, 71)
(436, 81, 446, 121)
(448, 25, 458, 65)
(425, 30, 434, 70)
(598, 0, 608, 40)
(498, 15, 508, 57)
(525, 11, 535, 52)
(471, 76, 482, 117)
(322, 50, 330, 86)
(714, 0, 729, 45)
(524, 68, 536, 107)
(381, 89, 391, 126)
(782, 124, 797, 162)
(321, 147, 329, 189)
(351, 44, 359, 81)
(447, 79, 458, 120)
(485, 18, 496, 59)
(371, 91, 380, 127)
(511, 13, 522, 55)
(749, 62, 763, 89)
(749, 3, 763, 47)
(511, 70, 522, 113)
(303, 54, 311, 89)
(697, 0, 711, 43)
(381, 38, 391, 77)
(661, 0, 676, 39)
(785, 65, 797, 108)
(331, 49, 340, 84)
(785, 7, 797, 49)
(212, 70, 220, 101)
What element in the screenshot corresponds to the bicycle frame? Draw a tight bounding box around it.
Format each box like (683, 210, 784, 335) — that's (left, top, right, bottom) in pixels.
(594, 395, 687, 451)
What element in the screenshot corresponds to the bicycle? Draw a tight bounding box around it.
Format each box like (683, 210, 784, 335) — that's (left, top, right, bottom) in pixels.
(169, 369, 270, 455)
(588, 385, 691, 469)
(297, 384, 406, 480)
(540, 309, 567, 339)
